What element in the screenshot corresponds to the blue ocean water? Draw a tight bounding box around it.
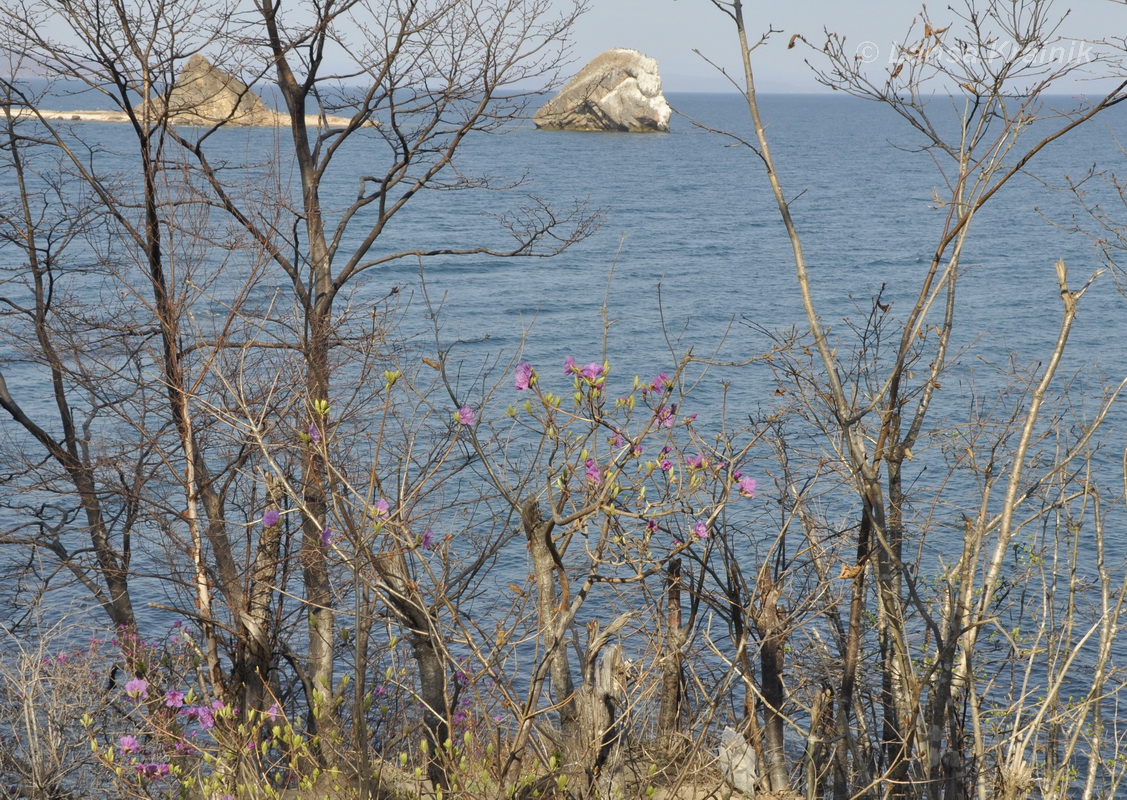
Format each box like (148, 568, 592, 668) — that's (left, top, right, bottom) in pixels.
(5, 88, 1127, 800)
(6, 91, 1127, 663)
(367, 92, 1127, 380)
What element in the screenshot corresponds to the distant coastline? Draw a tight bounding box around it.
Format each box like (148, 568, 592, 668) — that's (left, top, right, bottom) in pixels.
(6, 107, 371, 127)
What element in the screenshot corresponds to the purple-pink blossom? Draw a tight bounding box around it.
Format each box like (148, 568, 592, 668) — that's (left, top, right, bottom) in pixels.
(651, 373, 669, 391)
(563, 355, 577, 375)
(655, 405, 676, 428)
(307, 422, 321, 444)
(514, 362, 533, 391)
(660, 459, 673, 472)
(585, 458, 602, 486)
(457, 406, 475, 426)
(375, 498, 390, 517)
(320, 526, 333, 546)
(686, 454, 705, 469)
(164, 690, 185, 709)
(693, 521, 709, 539)
(136, 762, 170, 779)
(119, 735, 140, 753)
(262, 509, 280, 528)
(185, 704, 215, 730)
(421, 528, 435, 550)
(645, 520, 658, 533)
(738, 477, 758, 498)
(266, 703, 280, 721)
(125, 678, 148, 699)
(580, 362, 604, 381)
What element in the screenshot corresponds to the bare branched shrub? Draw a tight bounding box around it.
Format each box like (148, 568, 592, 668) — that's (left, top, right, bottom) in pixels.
(0, 619, 116, 799)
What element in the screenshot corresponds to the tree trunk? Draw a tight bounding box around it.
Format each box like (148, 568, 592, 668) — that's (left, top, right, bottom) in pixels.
(754, 577, 790, 794)
(564, 640, 625, 799)
(522, 500, 577, 731)
(376, 552, 449, 788)
(834, 508, 870, 800)
(658, 559, 684, 751)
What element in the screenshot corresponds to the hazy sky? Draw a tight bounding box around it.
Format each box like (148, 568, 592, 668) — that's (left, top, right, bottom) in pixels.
(565, 1, 1127, 92)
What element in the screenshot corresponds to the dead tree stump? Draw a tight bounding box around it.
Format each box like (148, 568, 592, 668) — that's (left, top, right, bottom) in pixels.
(563, 628, 626, 798)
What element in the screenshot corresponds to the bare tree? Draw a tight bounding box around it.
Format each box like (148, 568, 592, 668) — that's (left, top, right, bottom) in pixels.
(0, 0, 592, 786)
(703, 0, 1127, 797)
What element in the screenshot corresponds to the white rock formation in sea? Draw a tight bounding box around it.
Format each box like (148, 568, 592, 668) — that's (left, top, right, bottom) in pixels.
(121, 55, 371, 128)
(533, 48, 671, 132)
(142, 54, 274, 125)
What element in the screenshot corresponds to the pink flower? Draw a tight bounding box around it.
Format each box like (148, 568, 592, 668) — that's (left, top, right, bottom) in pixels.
(119, 735, 140, 753)
(136, 762, 170, 779)
(655, 404, 676, 428)
(580, 362, 604, 381)
(515, 362, 533, 391)
(421, 528, 435, 550)
(585, 458, 602, 486)
(651, 373, 669, 391)
(186, 704, 215, 730)
(125, 678, 148, 699)
(262, 509, 280, 527)
(320, 526, 332, 546)
(610, 431, 625, 448)
(686, 454, 705, 469)
(307, 422, 321, 444)
(659, 459, 673, 472)
(738, 477, 758, 498)
(645, 520, 658, 533)
(164, 690, 185, 708)
(693, 521, 709, 539)
(457, 406, 475, 426)
(563, 355, 577, 375)
(375, 498, 390, 517)
(266, 703, 280, 721)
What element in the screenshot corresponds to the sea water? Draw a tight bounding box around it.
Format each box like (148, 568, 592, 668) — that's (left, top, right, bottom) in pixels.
(4, 92, 1127, 676)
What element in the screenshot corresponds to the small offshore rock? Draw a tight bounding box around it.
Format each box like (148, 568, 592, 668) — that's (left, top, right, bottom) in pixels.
(128, 55, 373, 129)
(141, 54, 274, 125)
(534, 48, 671, 132)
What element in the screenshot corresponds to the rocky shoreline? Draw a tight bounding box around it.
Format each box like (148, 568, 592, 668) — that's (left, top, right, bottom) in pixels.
(9, 107, 371, 128)
(8, 55, 374, 128)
